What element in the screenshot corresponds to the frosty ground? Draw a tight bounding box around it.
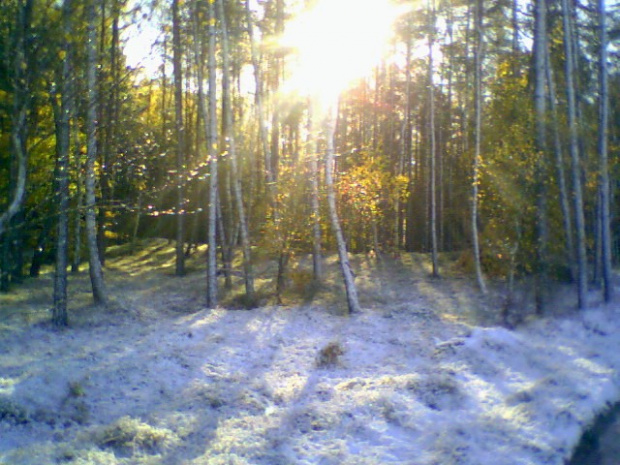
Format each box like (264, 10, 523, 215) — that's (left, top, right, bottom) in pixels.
(1, 240, 619, 465)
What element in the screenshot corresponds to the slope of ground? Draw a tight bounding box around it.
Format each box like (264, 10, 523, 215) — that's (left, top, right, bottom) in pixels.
(1, 240, 619, 464)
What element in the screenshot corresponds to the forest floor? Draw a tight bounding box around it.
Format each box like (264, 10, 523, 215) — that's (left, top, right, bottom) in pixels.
(1, 239, 619, 465)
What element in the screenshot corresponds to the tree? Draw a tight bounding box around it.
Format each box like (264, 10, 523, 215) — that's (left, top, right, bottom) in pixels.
(562, 0, 588, 309)
(0, 0, 33, 238)
(597, 0, 612, 302)
(51, 0, 74, 326)
(217, 0, 255, 303)
(428, 0, 440, 278)
(307, 101, 323, 282)
(532, 0, 548, 311)
(472, 0, 486, 293)
(172, 0, 185, 277)
(325, 104, 361, 315)
(206, 0, 218, 309)
(545, 42, 574, 282)
(85, 0, 108, 305)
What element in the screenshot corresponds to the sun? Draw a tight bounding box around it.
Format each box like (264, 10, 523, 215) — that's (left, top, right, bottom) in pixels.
(281, 0, 404, 107)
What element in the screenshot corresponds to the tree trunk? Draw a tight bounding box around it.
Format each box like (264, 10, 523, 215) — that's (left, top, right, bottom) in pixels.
(172, 0, 185, 276)
(131, 191, 142, 251)
(217, 0, 255, 303)
(545, 46, 574, 280)
(307, 101, 323, 282)
(533, 0, 549, 312)
(472, 0, 486, 293)
(52, 0, 73, 326)
(0, 0, 32, 238)
(597, 0, 612, 302)
(86, 0, 108, 305)
(245, 0, 274, 191)
(403, 20, 413, 251)
(206, 0, 218, 308)
(428, 0, 439, 277)
(325, 105, 361, 315)
(71, 92, 83, 274)
(562, 0, 588, 309)
(216, 197, 233, 290)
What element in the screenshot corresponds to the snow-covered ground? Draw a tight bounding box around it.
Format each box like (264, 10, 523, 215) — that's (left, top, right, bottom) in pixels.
(1, 241, 619, 464)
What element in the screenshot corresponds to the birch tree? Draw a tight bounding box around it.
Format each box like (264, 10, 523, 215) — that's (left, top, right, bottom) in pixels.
(428, 0, 440, 278)
(206, 0, 218, 308)
(245, 0, 274, 191)
(307, 101, 323, 281)
(325, 105, 361, 315)
(217, 0, 255, 303)
(472, 0, 486, 293)
(172, 0, 185, 276)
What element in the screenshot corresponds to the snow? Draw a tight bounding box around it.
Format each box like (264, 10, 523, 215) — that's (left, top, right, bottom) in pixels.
(1, 243, 619, 464)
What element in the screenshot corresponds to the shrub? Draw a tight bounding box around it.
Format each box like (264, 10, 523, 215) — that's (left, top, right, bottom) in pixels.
(316, 341, 344, 368)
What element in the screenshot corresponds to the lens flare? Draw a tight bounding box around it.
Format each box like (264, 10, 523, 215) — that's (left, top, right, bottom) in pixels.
(281, 0, 405, 107)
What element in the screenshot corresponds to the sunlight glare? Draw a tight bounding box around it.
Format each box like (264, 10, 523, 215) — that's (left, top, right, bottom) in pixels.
(281, 0, 404, 107)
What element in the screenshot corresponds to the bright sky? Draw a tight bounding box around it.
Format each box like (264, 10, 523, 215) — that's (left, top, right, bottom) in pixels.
(281, 0, 405, 107)
(123, 0, 265, 81)
(123, 0, 405, 100)
(122, 0, 164, 79)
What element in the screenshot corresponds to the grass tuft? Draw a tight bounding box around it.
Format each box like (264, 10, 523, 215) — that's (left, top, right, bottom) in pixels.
(0, 396, 30, 425)
(94, 416, 176, 457)
(316, 341, 344, 368)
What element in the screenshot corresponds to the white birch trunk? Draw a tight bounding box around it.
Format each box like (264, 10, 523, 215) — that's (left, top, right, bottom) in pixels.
(172, 0, 185, 276)
(307, 101, 323, 281)
(206, 0, 218, 308)
(245, 0, 274, 189)
(428, 0, 439, 278)
(217, 0, 255, 303)
(472, 0, 486, 293)
(325, 106, 361, 314)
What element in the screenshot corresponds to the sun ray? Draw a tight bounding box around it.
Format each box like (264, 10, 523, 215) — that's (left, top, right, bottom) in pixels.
(281, 0, 406, 108)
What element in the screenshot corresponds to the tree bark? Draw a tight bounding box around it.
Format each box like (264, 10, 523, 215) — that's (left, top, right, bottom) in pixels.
(0, 0, 33, 238)
(172, 0, 186, 276)
(472, 0, 486, 293)
(545, 44, 574, 280)
(245, 0, 274, 191)
(206, 0, 218, 308)
(562, 0, 588, 309)
(217, 0, 255, 303)
(71, 90, 83, 274)
(428, 0, 440, 278)
(52, 0, 74, 326)
(533, 0, 549, 312)
(325, 105, 361, 315)
(86, 0, 108, 305)
(307, 101, 323, 282)
(597, 0, 612, 302)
